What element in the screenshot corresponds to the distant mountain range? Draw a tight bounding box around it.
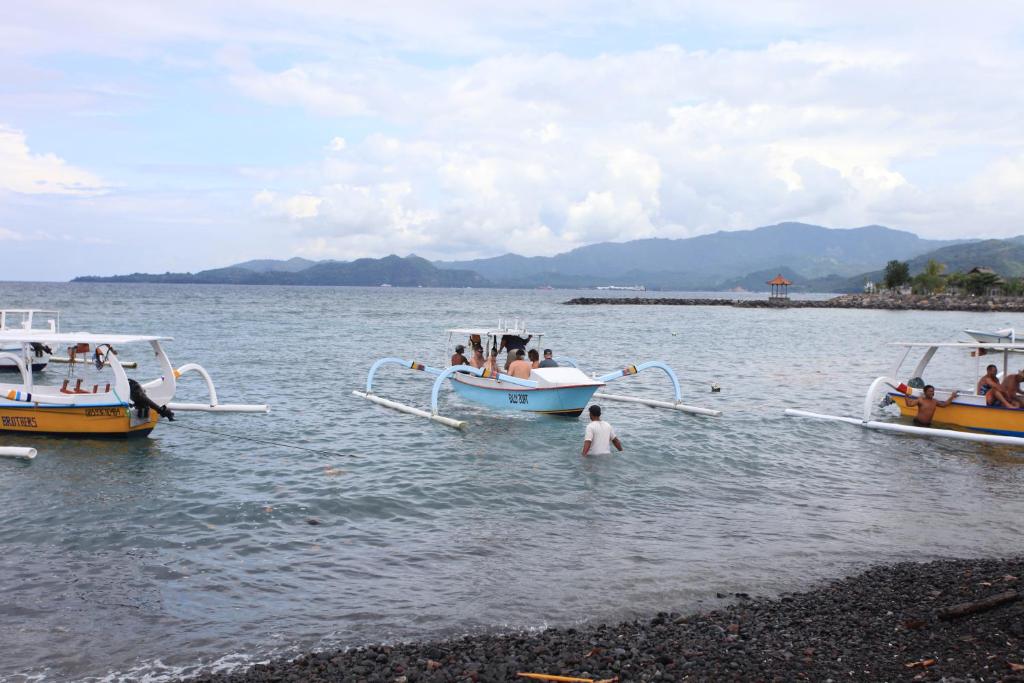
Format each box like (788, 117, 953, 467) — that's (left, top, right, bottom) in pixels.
(72, 222, 1023, 292)
(73, 255, 487, 288)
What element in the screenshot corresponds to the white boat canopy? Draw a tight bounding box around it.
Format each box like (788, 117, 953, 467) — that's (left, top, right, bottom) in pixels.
(891, 341, 1024, 349)
(447, 327, 545, 337)
(0, 331, 172, 345)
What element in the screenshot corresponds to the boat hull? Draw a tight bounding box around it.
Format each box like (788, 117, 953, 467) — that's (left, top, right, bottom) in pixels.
(890, 393, 1024, 437)
(451, 375, 599, 416)
(0, 404, 157, 437)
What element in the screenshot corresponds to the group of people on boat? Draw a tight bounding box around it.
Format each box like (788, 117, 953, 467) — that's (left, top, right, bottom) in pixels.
(906, 363, 1024, 427)
(977, 363, 1024, 409)
(449, 333, 559, 380)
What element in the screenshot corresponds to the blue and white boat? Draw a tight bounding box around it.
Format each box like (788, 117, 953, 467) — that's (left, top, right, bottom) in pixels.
(353, 320, 722, 429)
(0, 310, 59, 373)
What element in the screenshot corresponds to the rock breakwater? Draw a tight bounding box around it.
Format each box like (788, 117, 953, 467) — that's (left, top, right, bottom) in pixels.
(186, 557, 1024, 682)
(566, 293, 1024, 312)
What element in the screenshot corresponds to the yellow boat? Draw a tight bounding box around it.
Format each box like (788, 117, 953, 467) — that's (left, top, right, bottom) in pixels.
(786, 329, 1024, 448)
(0, 330, 268, 441)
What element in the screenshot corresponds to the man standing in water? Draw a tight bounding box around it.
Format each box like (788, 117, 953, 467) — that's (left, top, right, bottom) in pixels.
(582, 405, 623, 456)
(905, 385, 959, 427)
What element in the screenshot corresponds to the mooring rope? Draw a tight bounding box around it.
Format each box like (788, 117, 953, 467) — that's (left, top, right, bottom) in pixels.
(161, 420, 359, 458)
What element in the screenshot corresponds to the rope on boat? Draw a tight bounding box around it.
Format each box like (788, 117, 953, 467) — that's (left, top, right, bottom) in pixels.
(161, 421, 360, 458)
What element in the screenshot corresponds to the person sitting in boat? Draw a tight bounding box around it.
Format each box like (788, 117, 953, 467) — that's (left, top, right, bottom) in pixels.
(1002, 368, 1024, 401)
(451, 344, 470, 367)
(500, 333, 532, 370)
(470, 345, 486, 369)
(528, 349, 540, 368)
(538, 348, 558, 368)
(484, 347, 499, 376)
(508, 349, 533, 379)
(977, 364, 1020, 408)
(905, 385, 958, 427)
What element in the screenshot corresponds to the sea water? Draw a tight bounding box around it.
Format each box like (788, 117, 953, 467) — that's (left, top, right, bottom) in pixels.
(0, 282, 1022, 681)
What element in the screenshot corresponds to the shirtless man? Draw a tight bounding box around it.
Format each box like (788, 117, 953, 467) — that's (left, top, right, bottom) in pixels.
(470, 345, 486, 369)
(905, 384, 958, 427)
(450, 344, 469, 367)
(1002, 368, 1024, 402)
(507, 349, 533, 379)
(977, 364, 1020, 408)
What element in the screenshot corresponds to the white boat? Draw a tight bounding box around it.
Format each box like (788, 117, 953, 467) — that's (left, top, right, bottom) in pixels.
(354, 319, 721, 429)
(964, 327, 1015, 344)
(596, 285, 646, 291)
(0, 310, 59, 372)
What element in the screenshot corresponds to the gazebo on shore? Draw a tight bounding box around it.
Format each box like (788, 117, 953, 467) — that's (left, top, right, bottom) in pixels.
(767, 274, 792, 301)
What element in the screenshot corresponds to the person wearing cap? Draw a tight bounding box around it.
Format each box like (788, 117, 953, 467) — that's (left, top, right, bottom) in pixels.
(538, 348, 558, 368)
(451, 344, 470, 367)
(508, 349, 533, 379)
(582, 404, 622, 456)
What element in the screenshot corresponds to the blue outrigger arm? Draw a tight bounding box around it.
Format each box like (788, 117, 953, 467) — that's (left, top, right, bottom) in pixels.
(354, 358, 538, 429)
(593, 360, 721, 417)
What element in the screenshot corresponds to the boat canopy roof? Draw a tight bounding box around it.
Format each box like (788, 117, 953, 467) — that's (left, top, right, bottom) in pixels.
(891, 341, 1024, 350)
(447, 327, 544, 337)
(0, 331, 171, 345)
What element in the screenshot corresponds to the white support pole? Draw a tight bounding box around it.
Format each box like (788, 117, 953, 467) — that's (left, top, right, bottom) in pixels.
(0, 447, 37, 460)
(166, 402, 269, 413)
(784, 408, 1024, 448)
(353, 390, 465, 429)
(593, 392, 722, 416)
(50, 356, 138, 369)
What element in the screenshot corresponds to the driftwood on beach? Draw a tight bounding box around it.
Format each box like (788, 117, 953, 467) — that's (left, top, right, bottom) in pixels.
(565, 293, 1024, 312)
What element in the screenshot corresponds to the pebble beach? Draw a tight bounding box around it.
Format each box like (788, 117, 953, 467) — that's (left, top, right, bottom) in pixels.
(186, 557, 1024, 682)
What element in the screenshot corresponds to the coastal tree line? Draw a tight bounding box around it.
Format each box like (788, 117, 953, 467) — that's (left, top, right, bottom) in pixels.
(881, 259, 1020, 296)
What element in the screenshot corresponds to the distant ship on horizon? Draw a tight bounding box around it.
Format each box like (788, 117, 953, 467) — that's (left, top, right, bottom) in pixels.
(596, 284, 646, 291)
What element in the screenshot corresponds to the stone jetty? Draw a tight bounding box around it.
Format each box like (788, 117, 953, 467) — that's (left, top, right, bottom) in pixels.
(566, 293, 1024, 312)
(186, 557, 1024, 682)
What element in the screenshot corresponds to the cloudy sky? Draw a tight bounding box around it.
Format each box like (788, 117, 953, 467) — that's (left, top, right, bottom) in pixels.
(2, 1, 1024, 280)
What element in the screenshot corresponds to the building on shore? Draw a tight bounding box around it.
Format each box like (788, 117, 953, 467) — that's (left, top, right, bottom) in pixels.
(766, 274, 792, 301)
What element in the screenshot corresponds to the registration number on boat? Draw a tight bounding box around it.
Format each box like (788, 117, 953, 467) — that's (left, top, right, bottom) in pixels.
(508, 393, 529, 405)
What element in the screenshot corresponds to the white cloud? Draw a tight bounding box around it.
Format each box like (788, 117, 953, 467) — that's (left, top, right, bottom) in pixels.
(0, 125, 105, 195)
(6, 1, 1024, 273)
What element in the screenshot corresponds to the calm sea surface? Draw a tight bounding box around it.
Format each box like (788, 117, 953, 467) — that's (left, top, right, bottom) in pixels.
(1, 283, 1023, 681)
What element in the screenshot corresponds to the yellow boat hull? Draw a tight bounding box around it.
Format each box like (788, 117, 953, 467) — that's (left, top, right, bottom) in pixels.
(0, 405, 157, 437)
(890, 394, 1024, 437)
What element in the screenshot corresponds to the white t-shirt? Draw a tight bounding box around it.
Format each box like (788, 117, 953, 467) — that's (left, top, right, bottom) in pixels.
(584, 420, 617, 454)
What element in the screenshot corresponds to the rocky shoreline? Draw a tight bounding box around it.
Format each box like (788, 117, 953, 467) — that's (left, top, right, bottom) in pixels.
(186, 557, 1024, 682)
(565, 293, 1024, 312)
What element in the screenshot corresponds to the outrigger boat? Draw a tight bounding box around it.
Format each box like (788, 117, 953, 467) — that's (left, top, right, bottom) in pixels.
(0, 329, 268, 458)
(786, 329, 1024, 447)
(0, 310, 59, 372)
(353, 321, 721, 429)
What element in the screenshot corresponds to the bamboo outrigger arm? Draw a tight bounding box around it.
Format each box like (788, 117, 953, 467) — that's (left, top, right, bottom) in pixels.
(785, 374, 1024, 448)
(594, 361, 722, 417)
(353, 358, 539, 429)
(143, 363, 269, 413)
(0, 446, 36, 460)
